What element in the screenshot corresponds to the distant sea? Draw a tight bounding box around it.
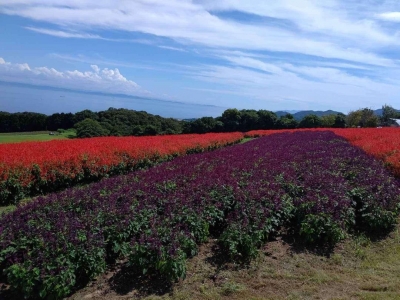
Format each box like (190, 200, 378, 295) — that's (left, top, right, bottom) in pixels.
(0, 82, 226, 119)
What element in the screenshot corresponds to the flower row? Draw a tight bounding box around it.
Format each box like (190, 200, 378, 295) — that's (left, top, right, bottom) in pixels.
(247, 128, 400, 178)
(0, 133, 243, 205)
(332, 128, 400, 177)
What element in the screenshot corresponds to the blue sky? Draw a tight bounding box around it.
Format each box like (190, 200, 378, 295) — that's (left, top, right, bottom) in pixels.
(1, 0, 400, 116)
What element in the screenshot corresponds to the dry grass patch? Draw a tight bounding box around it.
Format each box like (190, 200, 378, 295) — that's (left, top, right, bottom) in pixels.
(57, 224, 400, 300)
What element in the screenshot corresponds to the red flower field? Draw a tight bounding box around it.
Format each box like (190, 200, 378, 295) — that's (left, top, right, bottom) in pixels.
(0, 133, 244, 204)
(332, 128, 400, 177)
(1, 127, 399, 205)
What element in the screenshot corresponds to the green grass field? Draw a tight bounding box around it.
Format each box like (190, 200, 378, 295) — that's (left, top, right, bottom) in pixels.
(0, 130, 76, 144)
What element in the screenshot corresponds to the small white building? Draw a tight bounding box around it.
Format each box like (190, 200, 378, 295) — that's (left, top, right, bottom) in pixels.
(390, 119, 400, 127)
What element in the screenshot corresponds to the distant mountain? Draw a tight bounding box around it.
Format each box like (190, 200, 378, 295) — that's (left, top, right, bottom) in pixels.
(282, 110, 301, 114)
(293, 110, 343, 120)
(275, 111, 293, 118)
(372, 109, 399, 116)
(275, 110, 342, 121)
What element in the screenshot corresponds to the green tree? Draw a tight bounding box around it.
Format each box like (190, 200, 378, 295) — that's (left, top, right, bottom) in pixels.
(239, 109, 259, 131)
(185, 117, 218, 134)
(75, 118, 109, 138)
(346, 109, 379, 128)
(0, 111, 12, 132)
(381, 104, 399, 126)
(96, 108, 182, 136)
(333, 113, 346, 128)
(143, 125, 158, 136)
(320, 114, 336, 128)
(299, 114, 322, 128)
(277, 114, 298, 129)
(74, 109, 98, 123)
(364, 115, 379, 127)
(360, 108, 379, 128)
(46, 113, 74, 131)
(0, 112, 47, 133)
(159, 118, 182, 134)
(346, 110, 362, 127)
(221, 109, 241, 131)
(132, 125, 144, 136)
(257, 110, 277, 129)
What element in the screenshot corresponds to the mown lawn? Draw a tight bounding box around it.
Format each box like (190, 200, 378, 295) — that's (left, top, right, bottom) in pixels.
(0, 130, 76, 143)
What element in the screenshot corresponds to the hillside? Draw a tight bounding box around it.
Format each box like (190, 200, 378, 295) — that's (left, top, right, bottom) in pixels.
(374, 108, 400, 116)
(275, 110, 343, 120)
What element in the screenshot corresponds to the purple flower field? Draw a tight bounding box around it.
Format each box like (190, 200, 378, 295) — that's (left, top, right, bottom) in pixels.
(1, 131, 399, 299)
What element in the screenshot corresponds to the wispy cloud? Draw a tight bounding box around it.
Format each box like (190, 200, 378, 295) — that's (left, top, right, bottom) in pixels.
(50, 53, 155, 69)
(2, 1, 400, 112)
(50, 53, 193, 76)
(25, 27, 106, 39)
(186, 55, 400, 111)
(158, 46, 187, 52)
(221, 56, 284, 74)
(25, 26, 158, 44)
(1, 0, 398, 66)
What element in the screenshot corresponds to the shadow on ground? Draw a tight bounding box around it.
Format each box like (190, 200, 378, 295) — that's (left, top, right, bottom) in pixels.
(108, 263, 173, 298)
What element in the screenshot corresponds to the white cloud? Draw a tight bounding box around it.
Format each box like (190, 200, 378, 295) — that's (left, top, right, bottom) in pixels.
(1, 0, 398, 66)
(187, 55, 400, 111)
(0, 57, 150, 97)
(202, 1, 397, 46)
(91, 65, 100, 73)
(2, 1, 400, 111)
(377, 12, 400, 22)
(25, 26, 155, 44)
(50, 53, 192, 76)
(158, 46, 187, 52)
(222, 56, 285, 74)
(25, 27, 105, 39)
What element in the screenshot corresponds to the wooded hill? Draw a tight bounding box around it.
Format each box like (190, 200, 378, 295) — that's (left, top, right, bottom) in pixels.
(0, 105, 398, 138)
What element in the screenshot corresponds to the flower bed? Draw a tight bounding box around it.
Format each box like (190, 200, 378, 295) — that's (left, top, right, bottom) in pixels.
(1, 131, 399, 298)
(0, 133, 243, 205)
(332, 128, 400, 177)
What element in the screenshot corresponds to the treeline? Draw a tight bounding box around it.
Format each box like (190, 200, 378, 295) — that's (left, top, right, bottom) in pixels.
(0, 111, 49, 132)
(0, 108, 346, 137)
(0, 108, 182, 136)
(183, 105, 399, 134)
(183, 109, 346, 133)
(0, 105, 398, 138)
(346, 105, 400, 128)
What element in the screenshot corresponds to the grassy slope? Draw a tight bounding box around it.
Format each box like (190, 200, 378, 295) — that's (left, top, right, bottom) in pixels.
(0, 130, 76, 143)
